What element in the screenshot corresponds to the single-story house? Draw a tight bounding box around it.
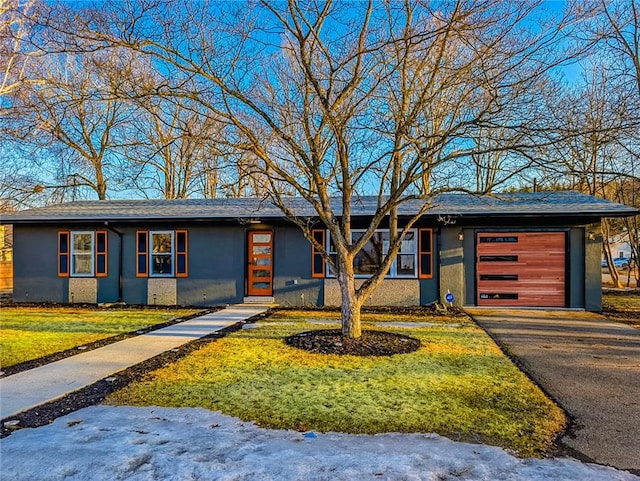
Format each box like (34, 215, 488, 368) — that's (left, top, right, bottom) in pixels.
(1, 191, 636, 311)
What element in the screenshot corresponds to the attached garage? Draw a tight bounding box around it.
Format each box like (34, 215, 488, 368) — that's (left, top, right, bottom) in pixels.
(476, 232, 566, 307)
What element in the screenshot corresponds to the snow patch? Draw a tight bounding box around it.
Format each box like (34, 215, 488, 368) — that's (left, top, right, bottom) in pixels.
(1, 406, 638, 481)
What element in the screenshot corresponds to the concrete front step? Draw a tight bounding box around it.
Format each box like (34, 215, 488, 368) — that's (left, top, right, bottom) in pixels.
(242, 296, 275, 304)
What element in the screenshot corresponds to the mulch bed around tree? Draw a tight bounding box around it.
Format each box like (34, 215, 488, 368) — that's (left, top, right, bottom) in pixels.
(284, 329, 421, 356)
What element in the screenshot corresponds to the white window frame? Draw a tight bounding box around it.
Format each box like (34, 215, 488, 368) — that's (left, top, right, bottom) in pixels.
(327, 229, 417, 278)
(149, 230, 174, 277)
(70, 231, 94, 277)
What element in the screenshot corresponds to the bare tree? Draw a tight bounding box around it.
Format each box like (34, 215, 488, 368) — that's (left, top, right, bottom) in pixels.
(615, 178, 640, 285)
(0, 0, 37, 97)
(13, 47, 134, 199)
(35, 0, 582, 337)
(123, 96, 211, 199)
(97, 0, 580, 337)
(538, 60, 635, 286)
(567, 0, 640, 286)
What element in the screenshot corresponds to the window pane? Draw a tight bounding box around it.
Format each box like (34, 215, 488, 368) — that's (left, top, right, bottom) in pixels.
(396, 254, 415, 276)
(254, 257, 271, 266)
(152, 254, 172, 274)
(59, 254, 69, 274)
(177, 254, 186, 274)
(73, 254, 92, 274)
(96, 232, 106, 252)
(479, 274, 518, 281)
(420, 229, 432, 253)
(328, 254, 338, 276)
(253, 246, 271, 255)
(479, 236, 518, 243)
(329, 235, 337, 253)
(400, 232, 415, 253)
(138, 254, 147, 275)
(176, 231, 187, 252)
(479, 293, 519, 300)
(354, 232, 385, 275)
(59, 233, 69, 254)
(313, 253, 323, 275)
(479, 255, 518, 262)
(73, 233, 92, 253)
(252, 233, 271, 243)
(137, 232, 147, 252)
(253, 269, 271, 278)
(97, 254, 106, 274)
(420, 253, 432, 276)
(152, 233, 172, 253)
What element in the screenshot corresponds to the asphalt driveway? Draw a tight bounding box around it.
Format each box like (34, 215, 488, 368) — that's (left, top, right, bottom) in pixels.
(466, 309, 640, 474)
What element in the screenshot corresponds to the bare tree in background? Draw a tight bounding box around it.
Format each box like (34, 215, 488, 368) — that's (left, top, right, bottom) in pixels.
(599, 0, 640, 285)
(124, 95, 214, 199)
(539, 61, 634, 286)
(572, 0, 640, 285)
(13, 46, 133, 200)
(0, 0, 37, 97)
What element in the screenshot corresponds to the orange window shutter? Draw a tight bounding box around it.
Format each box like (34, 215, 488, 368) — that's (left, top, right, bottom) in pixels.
(136, 230, 149, 277)
(95, 230, 108, 277)
(176, 230, 188, 277)
(311, 229, 325, 278)
(418, 228, 433, 279)
(58, 231, 70, 277)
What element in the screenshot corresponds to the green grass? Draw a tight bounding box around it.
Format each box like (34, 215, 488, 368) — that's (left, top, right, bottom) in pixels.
(107, 309, 566, 457)
(603, 291, 640, 328)
(0, 306, 199, 368)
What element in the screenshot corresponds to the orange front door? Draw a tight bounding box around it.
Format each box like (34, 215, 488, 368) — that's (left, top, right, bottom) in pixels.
(247, 231, 273, 296)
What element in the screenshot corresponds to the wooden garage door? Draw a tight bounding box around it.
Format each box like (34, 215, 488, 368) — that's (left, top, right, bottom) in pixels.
(476, 232, 565, 307)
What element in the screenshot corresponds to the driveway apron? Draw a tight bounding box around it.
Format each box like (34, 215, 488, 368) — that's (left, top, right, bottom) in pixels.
(466, 309, 640, 473)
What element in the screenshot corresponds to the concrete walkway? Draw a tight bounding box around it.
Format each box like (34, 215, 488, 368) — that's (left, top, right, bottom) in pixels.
(0, 304, 270, 420)
(466, 309, 640, 473)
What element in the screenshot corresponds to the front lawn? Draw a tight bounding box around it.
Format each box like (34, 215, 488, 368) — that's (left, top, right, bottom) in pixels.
(107, 309, 566, 457)
(603, 291, 640, 328)
(0, 306, 199, 368)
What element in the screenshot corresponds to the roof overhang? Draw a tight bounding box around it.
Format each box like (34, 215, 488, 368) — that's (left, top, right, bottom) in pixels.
(1, 192, 637, 225)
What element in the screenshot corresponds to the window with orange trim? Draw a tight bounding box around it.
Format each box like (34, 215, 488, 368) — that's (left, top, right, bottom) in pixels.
(324, 229, 421, 278)
(58, 230, 109, 278)
(137, 229, 189, 278)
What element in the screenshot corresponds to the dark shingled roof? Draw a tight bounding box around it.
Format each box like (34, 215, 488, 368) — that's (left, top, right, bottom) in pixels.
(1, 191, 636, 224)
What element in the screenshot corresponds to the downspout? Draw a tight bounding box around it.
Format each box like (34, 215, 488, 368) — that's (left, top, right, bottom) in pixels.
(104, 222, 124, 302)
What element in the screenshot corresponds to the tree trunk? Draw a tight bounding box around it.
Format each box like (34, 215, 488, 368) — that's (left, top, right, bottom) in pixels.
(96, 169, 107, 200)
(338, 255, 362, 339)
(602, 219, 623, 288)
